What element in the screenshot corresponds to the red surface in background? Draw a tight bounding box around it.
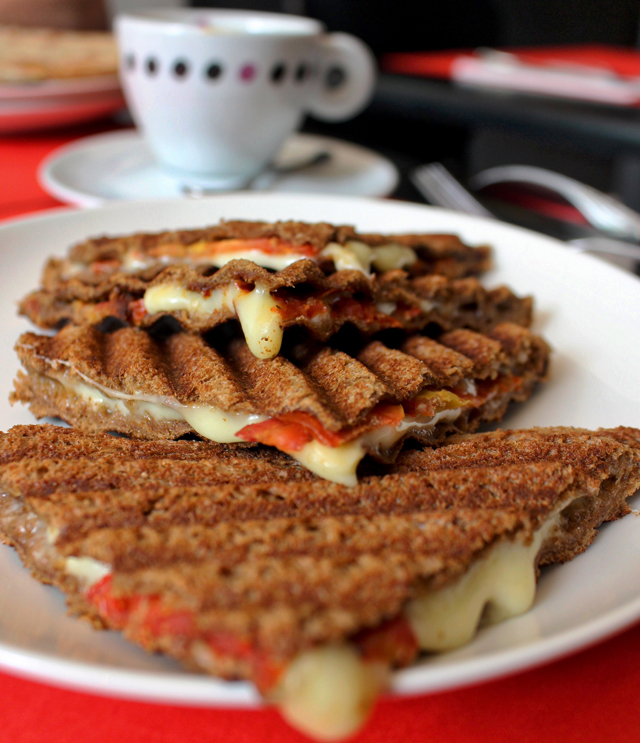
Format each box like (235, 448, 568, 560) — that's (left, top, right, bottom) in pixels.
(1, 120, 640, 743)
(2, 619, 640, 743)
(382, 44, 640, 81)
(0, 120, 123, 220)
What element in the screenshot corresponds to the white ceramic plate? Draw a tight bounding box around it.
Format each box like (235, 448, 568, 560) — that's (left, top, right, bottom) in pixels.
(0, 92, 126, 134)
(38, 130, 400, 205)
(1, 193, 639, 705)
(0, 73, 124, 133)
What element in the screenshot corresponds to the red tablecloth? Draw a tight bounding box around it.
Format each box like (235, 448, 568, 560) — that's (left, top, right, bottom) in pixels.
(1, 122, 639, 743)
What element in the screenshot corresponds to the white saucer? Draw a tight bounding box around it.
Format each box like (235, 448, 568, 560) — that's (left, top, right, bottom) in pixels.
(39, 130, 400, 206)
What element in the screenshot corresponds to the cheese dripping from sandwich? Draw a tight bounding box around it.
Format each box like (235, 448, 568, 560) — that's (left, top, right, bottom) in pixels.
(51, 372, 494, 485)
(64, 507, 561, 741)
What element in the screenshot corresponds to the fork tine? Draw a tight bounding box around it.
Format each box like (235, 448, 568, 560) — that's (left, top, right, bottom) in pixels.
(411, 163, 494, 218)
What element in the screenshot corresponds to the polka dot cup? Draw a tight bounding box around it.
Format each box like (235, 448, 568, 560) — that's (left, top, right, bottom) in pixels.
(115, 9, 376, 187)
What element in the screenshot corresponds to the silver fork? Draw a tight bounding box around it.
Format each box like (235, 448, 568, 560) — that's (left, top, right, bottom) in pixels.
(410, 161, 640, 265)
(410, 162, 494, 218)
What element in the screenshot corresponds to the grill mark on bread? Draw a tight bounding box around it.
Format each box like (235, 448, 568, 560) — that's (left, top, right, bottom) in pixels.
(0, 425, 638, 678)
(6, 462, 571, 545)
(12, 322, 550, 434)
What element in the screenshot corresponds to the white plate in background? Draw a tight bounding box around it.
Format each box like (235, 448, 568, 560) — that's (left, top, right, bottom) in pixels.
(0, 75, 121, 101)
(0, 193, 639, 704)
(0, 75, 124, 133)
(38, 130, 400, 205)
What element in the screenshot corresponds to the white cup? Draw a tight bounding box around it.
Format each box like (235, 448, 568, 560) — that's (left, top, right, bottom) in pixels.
(115, 9, 376, 187)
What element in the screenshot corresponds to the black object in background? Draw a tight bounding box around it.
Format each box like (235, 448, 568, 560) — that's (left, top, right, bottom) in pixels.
(189, 0, 640, 204)
(191, 0, 640, 55)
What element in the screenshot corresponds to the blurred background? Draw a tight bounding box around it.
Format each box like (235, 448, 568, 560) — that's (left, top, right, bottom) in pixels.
(5, 0, 640, 256)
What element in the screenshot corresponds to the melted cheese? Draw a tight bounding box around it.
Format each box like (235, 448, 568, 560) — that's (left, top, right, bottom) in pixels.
(278, 644, 388, 741)
(59, 377, 268, 443)
(233, 284, 283, 359)
(123, 248, 307, 273)
(135, 400, 184, 422)
(144, 283, 239, 316)
(319, 241, 418, 276)
(405, 520, 555, 652)
(285, 409, 462, 486)
(293, 439, 365, 487)
(57, 375, 464, 484)
(319, 241, 373, 275)
(370, 244, 418, 272)
(195, 250, 307, 271)
(66, 380, 131, 417)
(68, 239, 419, 282)
(180, 405, 266, 444)
(375, 301, 397, 316)
(142, 282, 283, 359)
(65, 557, 111, 589)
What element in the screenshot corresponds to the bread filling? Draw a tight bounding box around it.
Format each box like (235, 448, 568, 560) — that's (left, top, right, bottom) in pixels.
(53, 375, 468, 485)
(405, 514, 559, 651)
(61, 377, 268, 444)
(289, 409, 462, 486)
(142, 276, 413, 360)
(66, 239, 418, 280)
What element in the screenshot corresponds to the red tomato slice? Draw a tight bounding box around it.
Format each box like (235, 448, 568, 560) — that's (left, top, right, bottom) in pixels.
(205, 631, 286, 694)
(91, 259, 121, 274)
(353, 616, 419, 668)
(128, 298, 147, 324)
(139, 597, 196, 639)
(369, 403, 405, 427)
(86, 576, 285, 693)
(239, 414, 339, 451)
(193, 238, 318, 258)
(86, 575, 131, 629)
(331, 297, 402, 329)
(273, 294, 329, 322)
(239, 404, 406, 453)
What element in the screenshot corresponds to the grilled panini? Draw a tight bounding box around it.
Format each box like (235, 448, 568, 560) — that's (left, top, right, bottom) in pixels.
(38, 220, 492, 287)
(11, 322, 550, 484)
(0, 424, 638, 740)
(20, 265, 530, 360)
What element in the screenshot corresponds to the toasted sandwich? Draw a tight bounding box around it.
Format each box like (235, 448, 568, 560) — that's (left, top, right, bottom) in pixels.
(37, 220, 492, 286)
(11, 322, 550, 484)
(20, 266, 532, 358)
(0, 424, 637, 740)
(20, 265, 531, 359)
(20, 220, 507, 359)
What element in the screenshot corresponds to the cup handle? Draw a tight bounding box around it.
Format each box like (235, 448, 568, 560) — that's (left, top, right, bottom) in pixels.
(307, 32, 377, 122)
